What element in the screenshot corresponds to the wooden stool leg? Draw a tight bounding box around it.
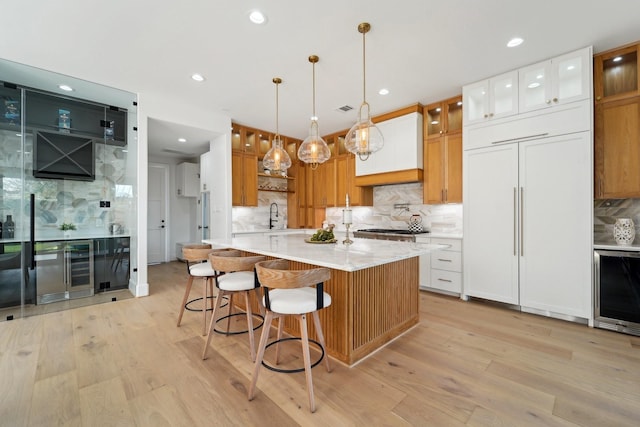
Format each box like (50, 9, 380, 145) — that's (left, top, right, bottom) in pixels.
(244, 291, 256, 362)
(202, 289, 227, 360)
(312, 311, 332, 373)
(226, 294, 234, 334)
(299, 314, 315, 413)
(248, 310, 273, 401)
(177, 276, 194, 327)
(202, 277, 209, 336)
(275, 316, 285, 365)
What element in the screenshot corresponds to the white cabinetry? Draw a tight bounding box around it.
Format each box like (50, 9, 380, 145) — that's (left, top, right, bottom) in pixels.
(176, 162, 199, 197)
(518, 47, 591, 114)
(200, 151, 211, 192)
(463, 133, 592, 318)
(416, 236, 462, 295)
(463, 71, 518, 126)
(355, 111, 423, 176)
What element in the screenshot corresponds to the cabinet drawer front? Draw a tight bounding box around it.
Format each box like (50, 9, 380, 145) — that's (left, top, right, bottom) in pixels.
(429, 269, 462, 293)
(432, 251, 462, 271)
(431, 237, 462, 252)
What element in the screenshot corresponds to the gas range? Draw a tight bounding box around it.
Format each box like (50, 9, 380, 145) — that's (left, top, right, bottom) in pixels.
(353, 228, 430, 242)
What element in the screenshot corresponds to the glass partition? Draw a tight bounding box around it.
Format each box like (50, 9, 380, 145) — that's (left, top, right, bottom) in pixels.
(0, 58, 137, 320)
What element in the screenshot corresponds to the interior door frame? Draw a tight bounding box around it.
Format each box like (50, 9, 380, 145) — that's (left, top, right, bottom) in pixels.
(148, 162, 170, 263)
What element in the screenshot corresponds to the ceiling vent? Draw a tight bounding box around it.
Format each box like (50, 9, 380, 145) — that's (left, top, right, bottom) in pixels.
(336, 104, 354, 113)
(162, 148, 196, 156)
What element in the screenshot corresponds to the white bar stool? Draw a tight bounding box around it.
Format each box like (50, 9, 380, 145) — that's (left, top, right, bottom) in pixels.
(248, 259, 332, 413)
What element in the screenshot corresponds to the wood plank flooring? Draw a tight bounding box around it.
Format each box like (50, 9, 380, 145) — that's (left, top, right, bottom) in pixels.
(1, 261, 639, 426)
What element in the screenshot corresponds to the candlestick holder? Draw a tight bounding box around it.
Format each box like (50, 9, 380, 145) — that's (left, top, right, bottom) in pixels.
(343, 222, 353, 245)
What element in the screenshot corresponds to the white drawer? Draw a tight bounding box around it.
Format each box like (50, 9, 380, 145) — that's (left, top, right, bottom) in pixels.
(432, 251, 462, 272)
(429, 269, 462, 293)
(431, 237, 461, 252)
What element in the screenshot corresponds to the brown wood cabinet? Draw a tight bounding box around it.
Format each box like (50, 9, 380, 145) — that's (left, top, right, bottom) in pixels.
(594, 42, 640, 199)
(594, 96, 640, 198)
(423, 95, 463, 204)
(231, 152, 258, 206)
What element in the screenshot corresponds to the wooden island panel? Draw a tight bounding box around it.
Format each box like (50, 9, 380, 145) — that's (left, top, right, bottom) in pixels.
(237, 252, 419, 365)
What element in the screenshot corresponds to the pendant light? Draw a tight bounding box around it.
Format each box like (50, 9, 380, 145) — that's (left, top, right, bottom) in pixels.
(298, 55, 331, 170)
(262, 77, 292, 175)
(345, 22, 384, 161)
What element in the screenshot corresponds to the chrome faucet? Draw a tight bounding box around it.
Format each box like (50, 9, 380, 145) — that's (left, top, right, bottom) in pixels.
(269, 203, 279, 229)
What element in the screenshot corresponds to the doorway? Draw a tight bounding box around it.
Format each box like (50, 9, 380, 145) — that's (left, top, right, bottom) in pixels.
(147, 163, 169, 264)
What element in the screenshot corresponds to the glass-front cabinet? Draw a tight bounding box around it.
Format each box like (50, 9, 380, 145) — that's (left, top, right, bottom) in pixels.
(463, 71, 518, 125)
(0, 59, 137, 321)
(519, 47, 590, 113)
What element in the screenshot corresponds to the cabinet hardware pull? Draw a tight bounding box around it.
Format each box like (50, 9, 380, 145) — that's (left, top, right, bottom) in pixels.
(513, 187, 517, 256)
(489, 113, 494, 117)
(553, 97, 558, 103)
(445, 188, 448, 201)
(491, 133, 549, 145)
(520, 187, 524, 257)
(438, 278, 452, 282)
(437, 258, 452, 262)
(484, 114, 489, 118)
(546, 99, 551, 104)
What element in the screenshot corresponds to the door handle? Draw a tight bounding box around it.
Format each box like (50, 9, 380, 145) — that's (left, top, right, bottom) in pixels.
(520, 187, 524, 257)
(198, 225, 203, 229)
(513, 187, 517, 256)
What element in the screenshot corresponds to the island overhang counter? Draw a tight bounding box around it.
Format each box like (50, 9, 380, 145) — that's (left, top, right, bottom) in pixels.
(203, 233, 446, 365)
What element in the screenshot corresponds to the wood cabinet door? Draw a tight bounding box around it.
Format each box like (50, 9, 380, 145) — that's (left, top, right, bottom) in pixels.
(231, 153, 243, 206)
(424, 138, 443, 204)
(595, 96, 640, 198)
(336, 156, 348, 205)
(243, 154, 258, 206)
(445, 134, 463, 203)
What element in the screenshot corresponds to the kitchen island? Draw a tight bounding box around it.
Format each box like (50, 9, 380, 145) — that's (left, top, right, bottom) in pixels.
(204, 233, 446, 365)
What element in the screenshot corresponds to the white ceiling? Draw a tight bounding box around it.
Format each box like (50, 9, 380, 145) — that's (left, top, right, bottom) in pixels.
(3, 1, 640, 159)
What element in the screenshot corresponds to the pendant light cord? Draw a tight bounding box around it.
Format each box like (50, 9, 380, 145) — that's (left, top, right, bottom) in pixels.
(362, 28, 366, 104)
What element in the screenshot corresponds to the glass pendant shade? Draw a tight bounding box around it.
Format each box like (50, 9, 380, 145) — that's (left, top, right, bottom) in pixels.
(346, 22, 383, 161)
(263, 136, 291, 174)
(345, 102, 384, 161)
(263, 77, 292, 175)
(299, 120, 331, 169)
(298, 55, 331, 169)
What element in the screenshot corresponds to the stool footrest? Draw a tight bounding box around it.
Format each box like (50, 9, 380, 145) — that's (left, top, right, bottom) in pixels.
(213, 312, 264, 335)
(261, 337, 325, 374)
(185, 295, 228, 312)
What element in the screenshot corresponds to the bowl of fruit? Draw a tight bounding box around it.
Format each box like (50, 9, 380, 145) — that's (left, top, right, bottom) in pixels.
(305, 224, 337, 244)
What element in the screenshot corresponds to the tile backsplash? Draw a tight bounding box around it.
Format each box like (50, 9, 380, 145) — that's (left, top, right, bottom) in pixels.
(232, 192, 288, 231)
(327, 182, 462, 234)
(594, 198, 640, 244)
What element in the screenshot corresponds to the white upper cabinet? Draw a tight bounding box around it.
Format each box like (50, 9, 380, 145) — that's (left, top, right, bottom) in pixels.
(463, 71, 518, 126)
(200, 151, 211, 192)
(519, 47, 591, 113)
(176, 162, 199, 197)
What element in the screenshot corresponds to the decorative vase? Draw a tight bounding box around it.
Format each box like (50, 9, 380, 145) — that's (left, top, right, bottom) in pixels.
(613, 218, 635, 245)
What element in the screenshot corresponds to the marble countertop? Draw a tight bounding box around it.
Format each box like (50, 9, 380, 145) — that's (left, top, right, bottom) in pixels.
(594, 243, 640, 252)
(0, 232, 129, 243)
(204, 232, 447, 272)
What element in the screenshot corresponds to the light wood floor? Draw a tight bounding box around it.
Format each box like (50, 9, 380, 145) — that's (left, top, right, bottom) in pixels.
(1, 261, 639, 426)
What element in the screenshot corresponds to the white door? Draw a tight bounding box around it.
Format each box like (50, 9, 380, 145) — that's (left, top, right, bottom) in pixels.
(518, 133, 592, 317)
(463, 143, 520, 304)
(148, 164, 168, 264)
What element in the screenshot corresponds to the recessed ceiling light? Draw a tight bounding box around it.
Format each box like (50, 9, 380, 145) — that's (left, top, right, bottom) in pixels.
(457, 101, 462, 106)
(431, 120, 439, 125)
(58, 84, 73, 91)
(435, 107, 441, 112)
(191, 73, 205, 82)
(613, 56, 623, 62)
(507, 37, 524, 48)
(378, 88, 389, 95)
(249, 10, 267, 24)
(178, 138, 187, 143)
